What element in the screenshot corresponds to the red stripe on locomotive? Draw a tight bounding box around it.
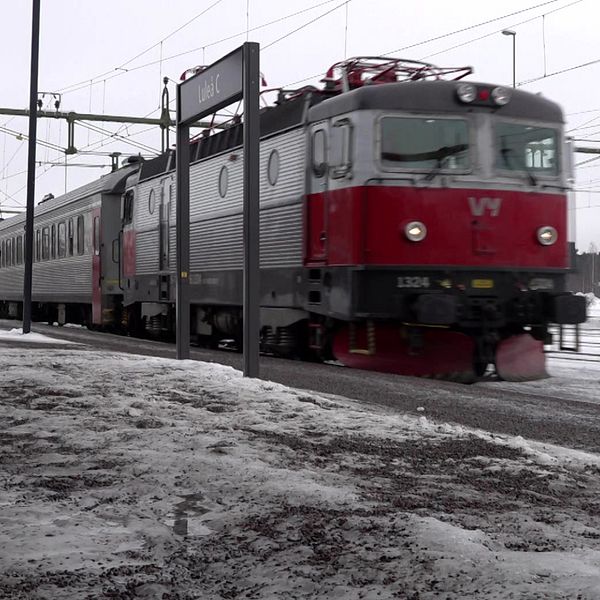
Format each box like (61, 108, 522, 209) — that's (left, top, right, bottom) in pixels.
(306, 186, 568, 268)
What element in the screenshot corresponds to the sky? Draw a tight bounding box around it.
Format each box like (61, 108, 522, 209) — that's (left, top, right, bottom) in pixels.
(0, 0, 599, 249)
(1, 305, 600, 597)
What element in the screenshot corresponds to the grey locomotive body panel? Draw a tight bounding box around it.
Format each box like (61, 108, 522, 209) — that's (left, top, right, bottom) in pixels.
(128, 126, 306, 306)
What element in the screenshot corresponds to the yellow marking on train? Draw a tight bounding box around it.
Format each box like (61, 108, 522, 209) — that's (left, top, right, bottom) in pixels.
(472, 279, 494, 289)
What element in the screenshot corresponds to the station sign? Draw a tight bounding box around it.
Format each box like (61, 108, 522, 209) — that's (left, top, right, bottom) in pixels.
(178, 46, 244, 125)
(176, 42, 260, 379)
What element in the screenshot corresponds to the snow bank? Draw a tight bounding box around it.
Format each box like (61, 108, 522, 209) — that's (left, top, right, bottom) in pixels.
(1, 347, 600, 598)
(0, 327, 77, 344)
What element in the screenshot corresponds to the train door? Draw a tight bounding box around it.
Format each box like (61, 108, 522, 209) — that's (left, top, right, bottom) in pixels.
(91, 207, 102, 324)
(158, 176, 172, 300)
(121, 189, 136, 281)
(305, 124, 329, 265)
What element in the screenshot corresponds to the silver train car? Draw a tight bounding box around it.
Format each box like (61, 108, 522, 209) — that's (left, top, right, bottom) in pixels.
(0, 164, 136, 325)
(120, 91, 318, 351)
(0, 91, 320, 355)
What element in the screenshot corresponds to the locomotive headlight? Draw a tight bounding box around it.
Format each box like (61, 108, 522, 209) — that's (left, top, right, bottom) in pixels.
(404, 221, 427, 242)
(456, 83, 477, 103)
(491, 86, 511, 106)
(537, 225, 558, 246)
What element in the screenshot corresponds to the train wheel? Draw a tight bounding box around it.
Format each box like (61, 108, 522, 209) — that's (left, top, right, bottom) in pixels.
(332, 323, 476, 382)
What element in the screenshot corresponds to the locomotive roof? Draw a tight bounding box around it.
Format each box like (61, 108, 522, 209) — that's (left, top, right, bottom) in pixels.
(308, 79, 564, 123)
(137, 90, 328, 184)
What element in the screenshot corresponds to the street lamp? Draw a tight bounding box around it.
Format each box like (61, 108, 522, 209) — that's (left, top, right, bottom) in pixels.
(502, 29, 516, 88)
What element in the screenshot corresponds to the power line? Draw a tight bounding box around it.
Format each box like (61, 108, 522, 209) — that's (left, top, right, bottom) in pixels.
(518, 56, 600, 86)
(263, 0, 350, 51)
(567, 113, 600, 133)
(59, 0, 343, 98)
(420, 0, 584, 61)
(118, 0, 228, 69)
(0, 126, 64, 152)
(0, 144, 25, 180)
(57, 0, 228, 95)
(575, 156, 600, 168)
(384, 0, 567, 56)
(77, 121, 159, 155)
(282, 0, 572, 88)
(567, 108, 600, 116)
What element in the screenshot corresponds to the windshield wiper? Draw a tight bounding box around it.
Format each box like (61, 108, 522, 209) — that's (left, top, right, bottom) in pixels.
(381, 143, 468, 166)
(422, 144, 468, 182)
(500, 146, 537, 187)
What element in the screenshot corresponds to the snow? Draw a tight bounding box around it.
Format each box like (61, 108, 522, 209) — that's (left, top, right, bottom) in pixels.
(587, 293, 600, 319)
(1, 334, 600, 598)
(0, 327, 77, 344)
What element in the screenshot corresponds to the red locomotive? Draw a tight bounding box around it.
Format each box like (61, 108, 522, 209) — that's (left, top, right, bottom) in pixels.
(0, 57, 586, 381)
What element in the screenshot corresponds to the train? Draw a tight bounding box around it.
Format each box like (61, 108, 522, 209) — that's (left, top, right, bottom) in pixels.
(0, 57, 587, 381)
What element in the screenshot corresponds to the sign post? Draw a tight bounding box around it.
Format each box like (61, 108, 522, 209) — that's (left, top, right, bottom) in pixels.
(22, 0, 41, 334)
(176, 43, 260, 378)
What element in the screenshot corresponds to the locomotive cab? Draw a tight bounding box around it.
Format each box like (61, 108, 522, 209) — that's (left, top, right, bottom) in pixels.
(304, 58, 586, 380)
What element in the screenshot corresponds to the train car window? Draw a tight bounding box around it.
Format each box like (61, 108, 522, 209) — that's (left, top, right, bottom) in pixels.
(77, 215, 85, 255)
(495, 123, 558, 176)
(123, 190, 134, 225)
(58, 222, 66, 258)
(380, 117, 469, 171)
(267, 149, 280, 186)
(42, 227, 50, 260)
(330, 119, 353, 179)
(35, 229, 41, 262)
(16, 236, 23, 265)
(6, 238, 11, 267)
(0, 240, 4, 267)
(93, 216, 100, 256)
(311, 129, 327, 177)
(51, 224, 56, 259)
(67, 218, 74, 256)
(218, 165, 229, 198)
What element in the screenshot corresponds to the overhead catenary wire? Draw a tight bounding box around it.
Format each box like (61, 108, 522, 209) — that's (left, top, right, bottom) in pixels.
(419, 0, 584, 61)
(77, 121, 160, 155)
(0, 126, 64, 153)
(4, 120, 159, 206)
(575, 130, 600, 140)
(57, 0, 228, 95)
(4, 1, 598, 212)
(567, 109, 600, 116)
(567, 114, 600, 133)
(57, 0, 342, 97)
(282, 0, 577, 88)
(575, 156, 600, 168)
(384, 0, 568, 57)
(518, 56, 600, 86)
(262, 0, 350, 51)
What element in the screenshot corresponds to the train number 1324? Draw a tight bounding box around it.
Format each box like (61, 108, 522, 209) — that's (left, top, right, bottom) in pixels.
(397, 276, 430, 288)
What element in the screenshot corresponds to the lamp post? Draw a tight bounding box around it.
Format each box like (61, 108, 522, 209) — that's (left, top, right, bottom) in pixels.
(502, 29, 516, 88)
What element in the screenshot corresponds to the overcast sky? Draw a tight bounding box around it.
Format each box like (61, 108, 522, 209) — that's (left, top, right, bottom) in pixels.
(1, 0, 599, 249)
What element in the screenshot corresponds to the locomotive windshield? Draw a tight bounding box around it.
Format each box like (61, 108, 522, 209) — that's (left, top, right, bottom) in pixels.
(495, 123, 558, 176)
(380, 117, 469, 171)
